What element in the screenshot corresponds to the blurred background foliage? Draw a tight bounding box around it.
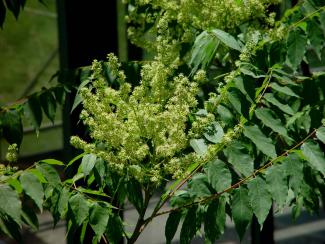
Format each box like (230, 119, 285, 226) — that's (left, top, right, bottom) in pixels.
(0, 0, 62, 159)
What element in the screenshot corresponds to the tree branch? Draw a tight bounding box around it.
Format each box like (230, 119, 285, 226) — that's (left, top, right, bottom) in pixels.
(149, 129, 317, 219)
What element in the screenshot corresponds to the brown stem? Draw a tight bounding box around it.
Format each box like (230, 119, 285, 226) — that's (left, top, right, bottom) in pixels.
(127, 189, 152, 244)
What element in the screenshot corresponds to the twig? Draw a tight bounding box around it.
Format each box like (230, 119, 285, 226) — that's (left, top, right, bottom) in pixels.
(289, 6, 325, 31)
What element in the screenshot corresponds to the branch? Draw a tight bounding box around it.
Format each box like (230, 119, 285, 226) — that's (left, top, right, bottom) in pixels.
(289, 6, 325, 31)
(127, 189, 152, 244)
(152, 129, 316, 218)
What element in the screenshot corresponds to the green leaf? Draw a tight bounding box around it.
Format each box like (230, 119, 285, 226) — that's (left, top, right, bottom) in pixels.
(69, 193, 89, 226)
(65, 173, 84, 185)
(106, 215, 124, 244)
(71, 77, 92, 112)
(320, 12, 325, 31)
(58, 187, 70, 218)
(292, 196, 304, 221)
(228, 87, 250, 118)
(40, 91, 57, 123)
(80, 221, 88, 244)
(302, 0, 318, 13)
(266, 165, 288, 209)
(224, 141, 254, 177)
(204, 122, 224, 144)
(301, 140, 325, 175)
(76, 187, 111, 199)
(316, 127, 325, 144)
(232, 187, 252, 241)
(162, 162, 199, 204)
(283, 153, 304, 193)
(40, 158, 65, 166)
(298, 168, 319, 212)
(80, 154, 97, 177)
(264, 93, 295, 115)
(165, 211, 182, 244)
(53, 86, 65, 105)
(234, 76, 255, 103)
(126, 180, 143, 213)
(244, 125, 277, 158)
(94, 158, 108, 186)
(170, 190, 192, 207)
(0, 184, 21, 225)
(190, 139, 208, 156)
(189, 173, 211, 198)
(7, 178, 23, 194)
(206, 159, 231, 193)
(195, 109, 208, 117)
(190, 31, 219, 74)
(204, 197, 226, 242)
(20, 172, 44, 211)
(286, 28, 307, 69)
(307, 18, 324, 59)
(21, 205, 39, 231)
(29, 168, 47, 183)
(271, 83, 300, 98)
(92, 236, 99, 244)
(0, 216, 21, 241)
(89, 203, 110, 239)
(180, 206, 197, 244)
(217, 104, 234, 124)
(247, 177, 272, 228)
(66, 152, 86, 168)
(36, 164, 61, 187)
(1, 110, 23, 146)
(71, 93, 83, 113)
(24, 95, 43, 135)
(255, 108, 290, 138)
(49, 188, 62, 226)
(211, 29, 242, 51)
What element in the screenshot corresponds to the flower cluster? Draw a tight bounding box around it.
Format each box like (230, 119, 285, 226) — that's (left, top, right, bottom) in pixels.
(5, 143, 18, 163)
(71, 54, 203, 184)
(125, 0, 280, 63)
